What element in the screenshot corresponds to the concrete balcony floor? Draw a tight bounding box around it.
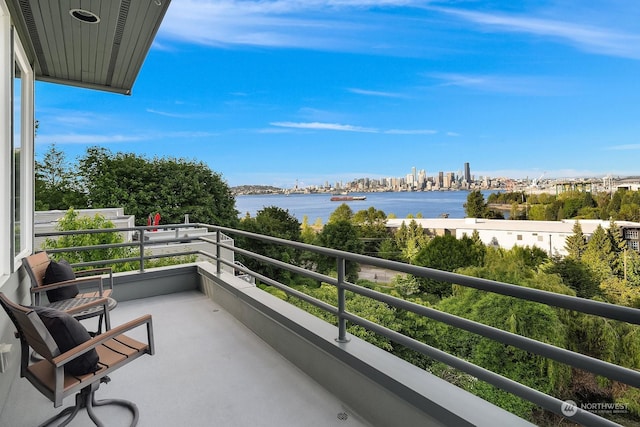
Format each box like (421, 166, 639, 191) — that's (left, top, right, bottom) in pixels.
(1, 291, 372, 427)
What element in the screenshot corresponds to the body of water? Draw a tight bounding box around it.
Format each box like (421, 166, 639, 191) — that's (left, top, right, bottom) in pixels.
(235, 190, 497, 224)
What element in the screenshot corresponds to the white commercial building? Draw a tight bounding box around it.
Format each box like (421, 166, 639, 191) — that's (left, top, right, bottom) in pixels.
(386, 218, 640, 257)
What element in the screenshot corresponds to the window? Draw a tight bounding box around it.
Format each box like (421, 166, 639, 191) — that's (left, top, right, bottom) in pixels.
(13, 61, 21, 257)
(517, 234, 523, 241)
(625, 229, 639, 239)
(4, 21, 34, 273)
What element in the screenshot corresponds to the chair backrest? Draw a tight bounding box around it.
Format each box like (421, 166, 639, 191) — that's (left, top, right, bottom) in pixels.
(23, 251, 51, 289)
(0, 293, 60, 366)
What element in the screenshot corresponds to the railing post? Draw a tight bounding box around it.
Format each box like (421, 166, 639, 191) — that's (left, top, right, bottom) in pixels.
(139, 229, 145, 272)
(336, 256, 350, 343)
(216, 230, 221, 274)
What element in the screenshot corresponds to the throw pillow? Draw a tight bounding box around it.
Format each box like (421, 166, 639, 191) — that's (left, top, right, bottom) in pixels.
(32, 306, 99, 376)
(44, 259, 79, 302)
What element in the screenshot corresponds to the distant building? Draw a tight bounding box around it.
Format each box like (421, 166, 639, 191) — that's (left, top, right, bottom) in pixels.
(386, 218, 640, 257)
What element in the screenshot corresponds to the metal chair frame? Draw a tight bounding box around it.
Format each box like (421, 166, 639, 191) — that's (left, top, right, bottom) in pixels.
(0, 292, 154, 427)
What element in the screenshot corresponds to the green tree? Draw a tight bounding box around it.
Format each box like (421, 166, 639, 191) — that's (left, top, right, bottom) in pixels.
(393, 220, 430, 264)
(77, 147, 238, 227)
(607, 220, 628, 278)
(353, 207, 388, 256)
(35, 144, 87, 210)
(564, 221, 587, 259)
(607, 190, 623, 216)
(328, 203, 354, 224)
(378, 237, 401, 261)
(618, 203, 640, 221)
(582, 225, 614, 283)
(413, 234, 484, 297)
(544, 257, 599, 298)
(433, 253, 573, 419)
(41, 209, 194, 272)
(300, 215, 317, 244)
(314, 220, 363, 282)
(237, 206, 301, 285)
(464, 190, 487, 218)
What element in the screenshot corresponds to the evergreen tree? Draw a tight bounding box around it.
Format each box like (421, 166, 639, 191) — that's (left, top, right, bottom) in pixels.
(35, 144, 87, 210)
(564, 221, 587, 259)
(464, 190, 487, 218)
(607, 220, 628, 278)
(582, 225, 614, 283)
(393, 220, 429, 264)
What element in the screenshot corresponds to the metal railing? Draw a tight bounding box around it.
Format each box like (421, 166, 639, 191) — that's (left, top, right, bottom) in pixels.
(34, 222, 640, 427)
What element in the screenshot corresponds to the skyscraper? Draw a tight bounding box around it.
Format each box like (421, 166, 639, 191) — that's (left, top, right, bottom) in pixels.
(464, 162, 471, 184)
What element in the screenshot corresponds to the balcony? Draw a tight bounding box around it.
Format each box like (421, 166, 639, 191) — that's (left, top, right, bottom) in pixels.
(1, 223, 638, 426)
(2, 287, 376, 427)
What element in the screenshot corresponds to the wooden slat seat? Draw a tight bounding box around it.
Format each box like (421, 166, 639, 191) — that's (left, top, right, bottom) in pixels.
(0, 292, 154, 427)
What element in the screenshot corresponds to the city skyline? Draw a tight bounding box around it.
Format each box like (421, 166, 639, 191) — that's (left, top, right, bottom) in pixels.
(33, 1, 640, 188)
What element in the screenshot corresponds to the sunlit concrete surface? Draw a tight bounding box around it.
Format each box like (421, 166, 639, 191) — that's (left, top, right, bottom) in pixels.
(1, 291, 372, 427)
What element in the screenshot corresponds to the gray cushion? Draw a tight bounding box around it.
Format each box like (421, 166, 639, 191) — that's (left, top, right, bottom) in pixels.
(32, 306, 99, 376)
(44, 259, 79, 302)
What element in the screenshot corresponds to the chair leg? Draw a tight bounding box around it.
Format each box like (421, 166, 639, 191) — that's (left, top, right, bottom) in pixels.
(38, 387, 88, 427)
(38, 379, 139, 427)
(91, 393, 139, 426)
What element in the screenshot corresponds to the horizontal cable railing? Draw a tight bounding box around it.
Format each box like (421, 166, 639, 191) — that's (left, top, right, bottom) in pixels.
(34, 223, 640, 427)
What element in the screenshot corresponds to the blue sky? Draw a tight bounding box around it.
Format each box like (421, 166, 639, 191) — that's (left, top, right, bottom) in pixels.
(35, 0, 640, 188)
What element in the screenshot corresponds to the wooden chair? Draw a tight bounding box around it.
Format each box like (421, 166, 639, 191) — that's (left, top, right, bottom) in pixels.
(0, 292, 154, 427)
(23, 251, 117, 332)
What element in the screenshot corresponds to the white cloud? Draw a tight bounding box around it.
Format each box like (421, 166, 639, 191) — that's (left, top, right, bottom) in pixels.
(36, 134, 147, 145)
(384, 129, 437, 135)
(270, 121, 443, 135)
(157, 0, 431, 53)
(427, 72, 567, 95)
(348, 88, 406, 98)
(434, 7, 640, 59)
(270, 121, 378, 132)
(36, 131, 217, 145)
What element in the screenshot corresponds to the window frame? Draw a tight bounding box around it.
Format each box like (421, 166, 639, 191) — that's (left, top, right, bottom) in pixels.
(11, 28, 34, 270)
(1, 3, 34, 275)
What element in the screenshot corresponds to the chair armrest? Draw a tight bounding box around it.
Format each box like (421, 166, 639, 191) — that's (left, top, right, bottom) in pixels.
(74, 267, 113, 292)
(74, 267, 112, 276)
(30, 276, 101, 294)
(52, 314, 153, 368)
(63, 296, 110, 316)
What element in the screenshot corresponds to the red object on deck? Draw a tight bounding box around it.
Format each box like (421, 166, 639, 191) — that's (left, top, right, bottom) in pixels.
(153, 213, 161, 231)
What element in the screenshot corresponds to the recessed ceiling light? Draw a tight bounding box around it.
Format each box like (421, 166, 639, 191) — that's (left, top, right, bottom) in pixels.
(69, 9, 100, 24)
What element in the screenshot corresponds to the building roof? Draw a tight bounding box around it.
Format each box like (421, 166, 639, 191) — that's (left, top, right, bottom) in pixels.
(386, 218, 640, 235)
(6, 0, 171, 95)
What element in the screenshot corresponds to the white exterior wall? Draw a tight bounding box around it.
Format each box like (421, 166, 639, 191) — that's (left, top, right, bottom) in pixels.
(456, 228, 570, 256)
(387, 218, 640, 257)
